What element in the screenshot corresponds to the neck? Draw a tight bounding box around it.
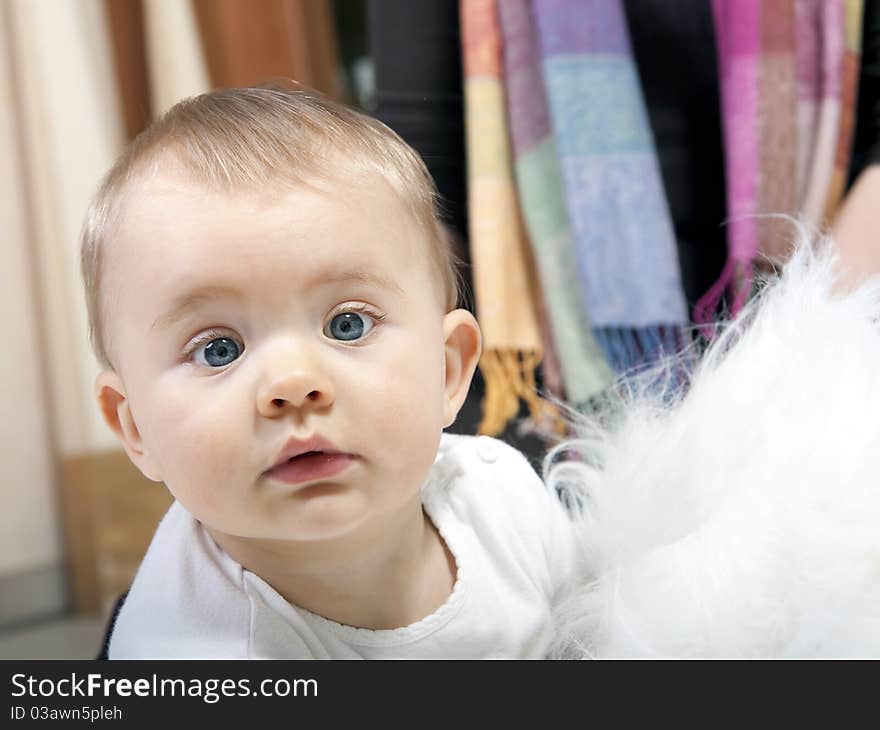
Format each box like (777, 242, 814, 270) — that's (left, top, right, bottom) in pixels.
(207, 498, 456, 630)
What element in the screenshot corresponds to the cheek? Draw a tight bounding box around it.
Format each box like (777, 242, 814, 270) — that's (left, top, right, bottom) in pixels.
(363, 331, 445, 420)
(135, 378, 250, 496)
(350, 338, 446, 477)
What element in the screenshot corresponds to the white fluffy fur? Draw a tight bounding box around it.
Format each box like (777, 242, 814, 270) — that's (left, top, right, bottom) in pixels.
(545, 229, 880, 657)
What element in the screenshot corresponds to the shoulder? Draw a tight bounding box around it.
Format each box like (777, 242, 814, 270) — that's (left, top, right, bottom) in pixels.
(108, 501, 251, 658)
(435, 433, 541, 487)
(427, 433, 563, 525)
(437, 432, 536, 468)
(428, 433, 583, 596)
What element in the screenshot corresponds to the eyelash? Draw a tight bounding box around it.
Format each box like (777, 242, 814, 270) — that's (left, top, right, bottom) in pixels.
(327, 302, 387, 330)
(182, 327, 232, 362)
(180, 303, 387, 361)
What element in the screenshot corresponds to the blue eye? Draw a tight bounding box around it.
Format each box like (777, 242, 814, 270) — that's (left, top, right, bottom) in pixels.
(194, 337, 243, 367)
(326, 312, 375, 341)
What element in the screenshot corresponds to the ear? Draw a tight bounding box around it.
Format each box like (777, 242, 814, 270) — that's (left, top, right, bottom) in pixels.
(441, 309, 482, 428)
(95, 370, 163, 482)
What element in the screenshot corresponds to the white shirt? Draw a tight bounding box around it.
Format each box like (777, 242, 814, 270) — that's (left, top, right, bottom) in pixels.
(108, 434, 580, 658)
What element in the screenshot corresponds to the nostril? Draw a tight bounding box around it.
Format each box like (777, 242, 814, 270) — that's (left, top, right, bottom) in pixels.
(270, 393, 321, 408)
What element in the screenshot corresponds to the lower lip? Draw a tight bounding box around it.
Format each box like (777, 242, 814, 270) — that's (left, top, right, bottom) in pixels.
(265, 453, 356, 486)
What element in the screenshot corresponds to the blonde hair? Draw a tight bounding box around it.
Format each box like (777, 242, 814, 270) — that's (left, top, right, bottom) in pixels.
(80, 84, 462, 370)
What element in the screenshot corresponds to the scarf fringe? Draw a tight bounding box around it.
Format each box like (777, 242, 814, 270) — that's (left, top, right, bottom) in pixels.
(477, 349, 567, 438)
(692, 256, 755, 334)
(593, 324, 686, 376)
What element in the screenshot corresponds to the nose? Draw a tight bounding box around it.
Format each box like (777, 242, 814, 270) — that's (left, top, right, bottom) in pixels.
(256, 352, 335, 417)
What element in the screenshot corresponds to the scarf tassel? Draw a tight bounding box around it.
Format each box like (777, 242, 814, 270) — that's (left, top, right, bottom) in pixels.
(692, 256, 755, 335)
(477, 349, 567, 438)
(593, 324, 683, 375)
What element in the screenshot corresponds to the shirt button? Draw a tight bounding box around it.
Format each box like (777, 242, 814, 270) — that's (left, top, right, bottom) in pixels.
(477, 437, 499, 463)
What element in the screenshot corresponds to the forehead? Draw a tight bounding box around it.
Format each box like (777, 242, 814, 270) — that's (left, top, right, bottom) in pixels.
(105, 173, 433, 314)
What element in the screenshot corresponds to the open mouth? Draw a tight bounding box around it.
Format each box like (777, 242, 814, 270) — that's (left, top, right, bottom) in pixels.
(266, 451, 355, 486)
(288, 450, 323, 462)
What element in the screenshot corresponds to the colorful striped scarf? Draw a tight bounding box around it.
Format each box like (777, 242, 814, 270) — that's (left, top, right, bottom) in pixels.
(460, 0, 562, 436)
(530, 0, 690, 374)
(694, 0, 863, 325)
(497, 0, 615, 409)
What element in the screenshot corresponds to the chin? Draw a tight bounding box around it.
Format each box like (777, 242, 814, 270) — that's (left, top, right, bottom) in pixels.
(269, 485, 373, 541)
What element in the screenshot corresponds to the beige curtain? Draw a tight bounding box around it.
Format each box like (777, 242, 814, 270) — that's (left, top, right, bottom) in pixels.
(0, 0, 63, 624)
(142, 0, 211, 114)
(1, 0, 127, 622)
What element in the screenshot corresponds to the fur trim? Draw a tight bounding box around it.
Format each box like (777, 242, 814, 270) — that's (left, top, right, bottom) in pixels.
(546, 227, 880, 657)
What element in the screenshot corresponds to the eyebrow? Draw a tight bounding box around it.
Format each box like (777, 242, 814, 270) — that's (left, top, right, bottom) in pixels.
(150, 269, 406, 332)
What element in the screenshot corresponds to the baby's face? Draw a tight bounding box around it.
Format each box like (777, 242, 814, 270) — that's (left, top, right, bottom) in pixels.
(102, 172, 463, 543)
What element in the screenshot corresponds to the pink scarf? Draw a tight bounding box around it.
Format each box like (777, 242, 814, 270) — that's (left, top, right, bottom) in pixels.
(694, 0, 862, 326)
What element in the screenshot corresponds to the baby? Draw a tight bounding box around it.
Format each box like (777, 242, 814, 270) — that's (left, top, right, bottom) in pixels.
(81, 86, 581, 658)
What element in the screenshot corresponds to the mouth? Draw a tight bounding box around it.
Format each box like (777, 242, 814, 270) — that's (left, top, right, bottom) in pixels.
(264, 451, 356, 486)
(265, 433, 357, 486)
